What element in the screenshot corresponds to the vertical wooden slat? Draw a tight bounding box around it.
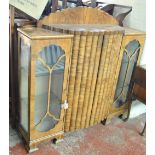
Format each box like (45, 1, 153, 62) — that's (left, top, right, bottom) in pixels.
(97, 32, 118, 123)
(75, 32, 93, 130)
(65, 30, 82, 132)
(85, 33, 103, 128)
(90, 32, 113, 126)
(105, 32, 124, 118)
(70, 31, 87, 131)
(97, 32, 114, 122)
(80, 32, 99, 129)
(94, 32, 117, 124)
(99, 31, 123, 121)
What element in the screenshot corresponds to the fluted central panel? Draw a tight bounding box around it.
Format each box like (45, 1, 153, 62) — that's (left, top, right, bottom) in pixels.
(43, 24, 124, 132)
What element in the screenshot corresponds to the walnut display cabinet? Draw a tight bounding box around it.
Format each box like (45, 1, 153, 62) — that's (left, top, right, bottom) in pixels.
(17, 27, 73, 152)
(15, 7, 146, 152)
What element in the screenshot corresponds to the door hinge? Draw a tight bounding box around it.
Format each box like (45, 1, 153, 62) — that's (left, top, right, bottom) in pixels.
(61, 100, 68, 109)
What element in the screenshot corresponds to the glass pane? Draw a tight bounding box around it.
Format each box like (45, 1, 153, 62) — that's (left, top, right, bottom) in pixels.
(114, 40, 140, 108)
(126, 40, 140, 56)
(116, 52, 129, 89)
(125, 53, 139, 84)
(34, 45, 65, 132)
(20, 38, 30, 132)
(50, 57, 65, 119)
(114, 86, 129, 108)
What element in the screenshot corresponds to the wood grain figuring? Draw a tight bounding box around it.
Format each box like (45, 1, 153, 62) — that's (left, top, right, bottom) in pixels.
(17, 27, 73, 39)
(108, 38, 127, 117)
(37, 7, 118, 27)
(90, 32, 114, 126)
(93, 31, 123, 124)
(100, 32, 117, 122)
(102, 32, 123, 121)
(101, 33, 116, 121)
(80, 34, 99, 129)
(85, 34, 103, 128)
(65, 31, 81, 132)
(98, 34, 112, 122)
(100, 32, 121, 123)
(75, 33, 93, 130)
(107, 33, 120, 117)
(70, 32, 87, 131)
(95, 32, 117, 124)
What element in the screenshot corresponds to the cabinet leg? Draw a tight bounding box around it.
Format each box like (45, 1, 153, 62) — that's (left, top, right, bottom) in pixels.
(118, 114, 123, 119)
(118, 111, 128, 121)
(53, 135, 64, 144)
(101, 119, 107, 125)
(122, 101, 132, 122)
(29, 147, 39, 153)
(101, 118, 111, 125)
(27, 144, 39, 153)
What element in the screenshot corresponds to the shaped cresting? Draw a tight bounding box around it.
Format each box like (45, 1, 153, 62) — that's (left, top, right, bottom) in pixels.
(34, 45, 65, 132)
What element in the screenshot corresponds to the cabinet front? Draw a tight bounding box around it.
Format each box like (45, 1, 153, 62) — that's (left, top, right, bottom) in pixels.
(30, 39, 71, 140)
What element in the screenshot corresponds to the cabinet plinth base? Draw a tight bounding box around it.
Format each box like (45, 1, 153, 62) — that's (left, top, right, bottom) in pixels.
(28, 147, 39, 153)
(53, 135, 64, 144)
(19, 130, 64, 153)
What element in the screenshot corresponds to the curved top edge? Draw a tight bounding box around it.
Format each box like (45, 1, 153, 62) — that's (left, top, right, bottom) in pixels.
(37, 7, 119, 27)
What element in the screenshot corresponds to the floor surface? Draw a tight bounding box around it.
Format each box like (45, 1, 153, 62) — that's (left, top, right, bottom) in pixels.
(9, 113, 145, 155)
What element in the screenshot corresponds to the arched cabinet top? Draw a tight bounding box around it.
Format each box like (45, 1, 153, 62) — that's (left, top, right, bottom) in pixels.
(37, 7, 119, 27)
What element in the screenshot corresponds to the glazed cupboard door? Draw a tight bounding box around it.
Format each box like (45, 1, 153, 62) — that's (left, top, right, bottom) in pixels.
(34, 45, 65, 132)
(114, 40, 140, 108)
(111, 35, 145, 114)
(30, 39, 71, 140)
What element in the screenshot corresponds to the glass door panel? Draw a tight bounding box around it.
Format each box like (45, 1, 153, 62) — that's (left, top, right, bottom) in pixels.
(113, 40, 140, 108)
(34, 45, 65, 132)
